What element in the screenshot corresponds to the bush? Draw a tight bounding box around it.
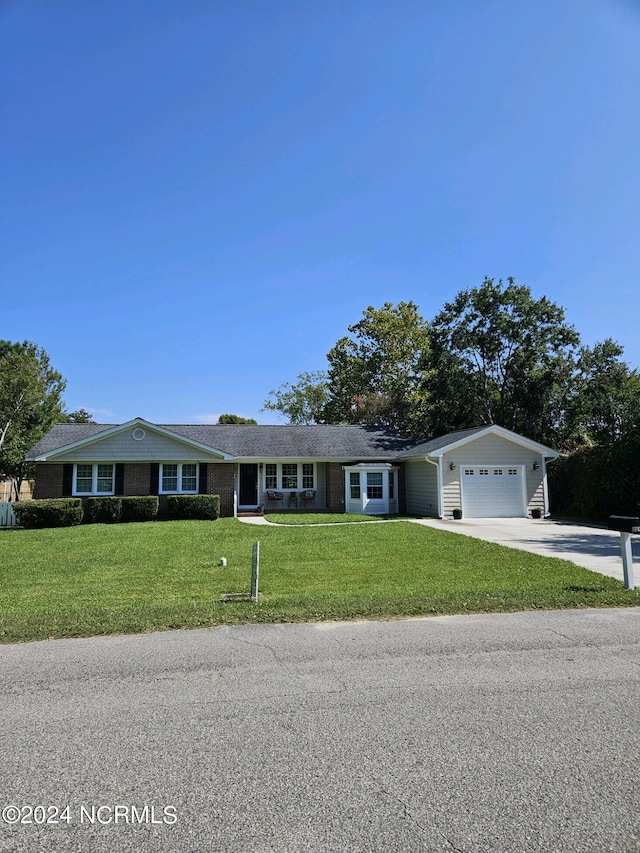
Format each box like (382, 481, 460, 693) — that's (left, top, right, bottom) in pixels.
(13, 498, 83, 529)
(166, 494, 221, 521)
(549, 441, 640, 522)
(86, 497, 123, 524)
(121, 496, 158, 523)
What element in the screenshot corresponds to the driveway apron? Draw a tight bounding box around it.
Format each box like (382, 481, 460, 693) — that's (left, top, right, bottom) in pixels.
(414, 517, 640, 585)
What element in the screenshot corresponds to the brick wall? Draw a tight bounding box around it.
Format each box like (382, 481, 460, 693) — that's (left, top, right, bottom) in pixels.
(33, 464, 65, 499)
(208, 463, 235, 516)
(123, 464, 151, 496)
(325, 463, 345, 512)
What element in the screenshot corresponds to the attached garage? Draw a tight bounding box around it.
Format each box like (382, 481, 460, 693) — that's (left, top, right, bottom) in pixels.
(461, 466, 526, 518)
(402, 425, 559, 520)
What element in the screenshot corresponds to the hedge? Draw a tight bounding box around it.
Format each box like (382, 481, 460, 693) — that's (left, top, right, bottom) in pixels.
(13, 498, 84, 529)
(86, 496, 123, 524)
(120, 496, 159, 522)
(549, 440, 640, 522)
(166, 494, 221, 520)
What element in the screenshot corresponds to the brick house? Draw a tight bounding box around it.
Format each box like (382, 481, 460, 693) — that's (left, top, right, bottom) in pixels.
(26, 418, 558, 519)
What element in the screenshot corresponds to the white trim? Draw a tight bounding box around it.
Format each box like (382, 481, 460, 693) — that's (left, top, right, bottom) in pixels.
(542, 456, 550, 516)
(262, 461, 316, 492)
(158, 462, 199, 495)
(72, 463, 116, 496)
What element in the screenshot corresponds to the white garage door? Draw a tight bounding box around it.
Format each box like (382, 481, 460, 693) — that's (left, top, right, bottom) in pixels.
(461, 467, 525, 518)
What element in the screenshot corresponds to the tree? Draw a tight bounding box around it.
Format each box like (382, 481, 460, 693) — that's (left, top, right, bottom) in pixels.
(0, 340, 66, 499)
(263, 371, 330, 424)
(62, 408, 96, 424)
(217, 414, 258, 424)
(427, 278, 580, 443)
(323, 302, 431, 435)
(564, 339, 640, 447)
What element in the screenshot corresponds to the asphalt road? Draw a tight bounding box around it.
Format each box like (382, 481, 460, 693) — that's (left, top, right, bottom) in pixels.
(2, 609, 640, 853)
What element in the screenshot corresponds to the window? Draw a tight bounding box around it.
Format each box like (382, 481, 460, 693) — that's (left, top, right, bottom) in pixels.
(265, 464, 277, 490)
(302, 463, 314, 490)
(74, 463, 114, 495)
(181, 464, 197, 491)
(281, 463, 298, 489)
(389, 470, 395, 500)
(160, 463, 199, 494)
(367, 472, 383, 500)
(350, 472, 361, 499)
(265, 463, 315, 490)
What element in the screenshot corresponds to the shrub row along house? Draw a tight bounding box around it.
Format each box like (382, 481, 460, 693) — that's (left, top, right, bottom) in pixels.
(26, 418, 558, 519)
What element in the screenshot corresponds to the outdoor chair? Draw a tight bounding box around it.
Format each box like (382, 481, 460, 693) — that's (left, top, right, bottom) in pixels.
(300, 490, 316, 509)
(266, 490, 284, 509)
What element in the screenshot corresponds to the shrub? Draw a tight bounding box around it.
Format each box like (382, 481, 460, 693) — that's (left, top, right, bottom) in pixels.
(86, 497, 123, 524)
(549, 441, 640, 522)
(13, 498, 83, 529)
(166, 494, 221, 521)
(121, 496, 158, 523)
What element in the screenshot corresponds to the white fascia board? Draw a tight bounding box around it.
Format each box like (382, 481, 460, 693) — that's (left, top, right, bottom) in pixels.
(34, 418, 235, 462)
(426, 425, 559, 459)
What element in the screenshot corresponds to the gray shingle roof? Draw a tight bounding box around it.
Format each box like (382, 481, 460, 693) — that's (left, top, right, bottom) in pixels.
(399, 426, 489, 456)
(27, 422, 422, 461)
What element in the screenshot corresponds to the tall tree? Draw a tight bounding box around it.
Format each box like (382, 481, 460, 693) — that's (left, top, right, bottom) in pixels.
(565, 339, 640, 447)
(324, 301, 430, 435)
(263, 371, 330, 424)
(427, 278, 580, 443)
(0, 340, 66, 498)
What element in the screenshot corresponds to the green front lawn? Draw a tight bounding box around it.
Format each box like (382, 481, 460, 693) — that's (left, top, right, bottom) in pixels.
(1, 518, 638, 644)
(264, 512, 387, 524)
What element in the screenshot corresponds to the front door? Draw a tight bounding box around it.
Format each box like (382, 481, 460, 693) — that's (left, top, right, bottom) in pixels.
(239, 464, 258, 506)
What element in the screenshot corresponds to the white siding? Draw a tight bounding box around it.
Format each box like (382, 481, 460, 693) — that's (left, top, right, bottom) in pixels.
(405, 459, 439, 517)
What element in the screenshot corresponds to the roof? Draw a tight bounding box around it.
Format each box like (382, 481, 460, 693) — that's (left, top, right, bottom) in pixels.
(26, 421, 418, 461)
(26, 419, 559, 462)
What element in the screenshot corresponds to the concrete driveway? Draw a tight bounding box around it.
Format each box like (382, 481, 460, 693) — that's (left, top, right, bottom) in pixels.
(415, 517, 640, 584)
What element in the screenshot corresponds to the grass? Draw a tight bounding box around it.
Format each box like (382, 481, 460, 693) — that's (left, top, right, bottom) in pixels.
(264, 512, 388, 525)
(2, 518, 639, 644)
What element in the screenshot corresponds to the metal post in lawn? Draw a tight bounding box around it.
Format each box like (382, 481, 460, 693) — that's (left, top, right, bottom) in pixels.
(620, 532, 634, 591)
(608, 516, 639, 591)
(251, 541, 260, 601)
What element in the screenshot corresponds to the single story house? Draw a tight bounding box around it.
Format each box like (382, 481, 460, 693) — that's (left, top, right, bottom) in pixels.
(26, 418, 559, 519)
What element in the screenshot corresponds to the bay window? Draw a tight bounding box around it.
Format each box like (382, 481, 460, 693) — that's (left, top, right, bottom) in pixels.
(350, 472, 361, 499)
(366, 472, 383, 500)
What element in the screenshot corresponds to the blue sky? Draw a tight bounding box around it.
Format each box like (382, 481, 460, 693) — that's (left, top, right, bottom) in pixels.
(2, 0, 639, 425)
